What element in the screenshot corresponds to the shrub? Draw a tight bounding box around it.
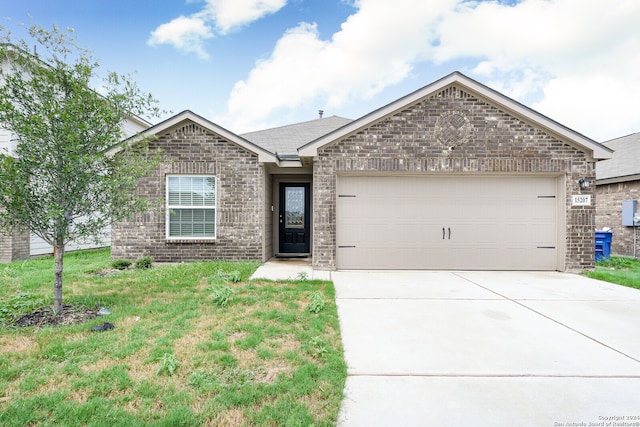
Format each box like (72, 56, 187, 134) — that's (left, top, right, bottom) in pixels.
(111, 259, 132, 270)
(134, 256, 153, 270)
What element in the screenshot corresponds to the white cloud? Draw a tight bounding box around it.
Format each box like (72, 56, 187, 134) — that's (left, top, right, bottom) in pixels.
(225, 0, 457, 131)
(202, 0, 287, 34)
(222, 0, 640, 141)
(434, 0, 640, 140)
(148, 0, 287, 58)
(148, 15, 213, 60)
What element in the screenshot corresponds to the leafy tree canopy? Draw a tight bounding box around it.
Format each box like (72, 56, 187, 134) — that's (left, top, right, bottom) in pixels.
(0, 24, 162, 313)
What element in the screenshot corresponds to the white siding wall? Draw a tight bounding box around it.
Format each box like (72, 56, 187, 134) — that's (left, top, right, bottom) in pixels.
(122, 117, 149, 138)
(0, 128, 13, 155)
(30, 224, 111, 256)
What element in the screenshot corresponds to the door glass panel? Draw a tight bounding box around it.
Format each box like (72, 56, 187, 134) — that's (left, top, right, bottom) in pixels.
(285, 187, 305, 229)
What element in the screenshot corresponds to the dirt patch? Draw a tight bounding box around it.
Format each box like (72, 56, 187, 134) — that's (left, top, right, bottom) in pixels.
(0, 336, 37, 354)
(12, 304, 100, 327)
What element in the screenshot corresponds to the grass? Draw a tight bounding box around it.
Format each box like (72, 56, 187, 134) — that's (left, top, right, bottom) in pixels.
(585, 256, 640, 290)
(0, 248, 347, 426)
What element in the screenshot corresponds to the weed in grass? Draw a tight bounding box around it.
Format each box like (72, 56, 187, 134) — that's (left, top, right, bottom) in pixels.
(306, 291, 326, 314)
(308, 336, 329, 359)
(210, 268, 242, 284)
(211, 285, 236, 307)
(156, 352, 179, 376)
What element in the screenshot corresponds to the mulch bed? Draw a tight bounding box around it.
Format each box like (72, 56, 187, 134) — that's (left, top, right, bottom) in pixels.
(13, 304, 100, 327)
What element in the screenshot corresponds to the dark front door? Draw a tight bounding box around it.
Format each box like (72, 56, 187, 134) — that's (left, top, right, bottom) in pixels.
(279, 183, 310, 254)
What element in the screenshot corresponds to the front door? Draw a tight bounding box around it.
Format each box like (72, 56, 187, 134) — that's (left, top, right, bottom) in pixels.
(279, 183, 310, 254)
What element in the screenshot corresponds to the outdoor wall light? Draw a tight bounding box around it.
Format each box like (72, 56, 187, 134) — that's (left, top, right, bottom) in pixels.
(578, 178, 590, 190)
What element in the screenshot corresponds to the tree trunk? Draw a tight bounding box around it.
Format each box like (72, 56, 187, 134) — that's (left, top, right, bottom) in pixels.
(53, 244, 65, 315)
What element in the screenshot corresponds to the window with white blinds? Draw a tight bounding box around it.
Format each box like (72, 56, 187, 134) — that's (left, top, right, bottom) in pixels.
(166, 176, 216, 239)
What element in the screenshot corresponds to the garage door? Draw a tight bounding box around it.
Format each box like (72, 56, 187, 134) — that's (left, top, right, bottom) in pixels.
(336, 175, 559, 270)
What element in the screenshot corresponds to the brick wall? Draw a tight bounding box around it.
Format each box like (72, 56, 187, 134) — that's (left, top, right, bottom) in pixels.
(111, 122, 265, 263)
(596, 181, 640, 257)
(0, 228, 30, 263)
(313, 85, 595, 271)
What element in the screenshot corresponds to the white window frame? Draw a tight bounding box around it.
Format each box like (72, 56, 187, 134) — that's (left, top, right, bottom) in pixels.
(166, 175, 217, 240)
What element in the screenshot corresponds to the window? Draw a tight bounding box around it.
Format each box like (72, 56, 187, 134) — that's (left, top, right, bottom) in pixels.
(166, 176, 216, 239)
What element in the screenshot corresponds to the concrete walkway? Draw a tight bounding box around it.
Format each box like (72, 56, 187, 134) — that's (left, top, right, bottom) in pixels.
(250, 257, 331, 281)
(333, 271, 640, 426)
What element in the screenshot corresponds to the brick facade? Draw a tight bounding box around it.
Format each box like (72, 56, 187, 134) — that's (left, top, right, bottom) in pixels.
(0, 228, 29, 263)
(111, 122, 265, 263)
(313, 85, 595, 271)
(596, 181, 640, 257)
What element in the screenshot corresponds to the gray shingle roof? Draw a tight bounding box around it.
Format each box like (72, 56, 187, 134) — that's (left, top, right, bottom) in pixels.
(596, 132, 640, 181)
(241, 115, 352, 156)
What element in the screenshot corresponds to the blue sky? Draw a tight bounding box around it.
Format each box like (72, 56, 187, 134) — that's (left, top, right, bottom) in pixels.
(2, 0, 640, 141)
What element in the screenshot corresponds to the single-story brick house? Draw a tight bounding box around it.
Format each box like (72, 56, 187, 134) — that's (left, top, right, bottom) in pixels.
(111, 72, 612, 271)
(596, 132, 640, 256)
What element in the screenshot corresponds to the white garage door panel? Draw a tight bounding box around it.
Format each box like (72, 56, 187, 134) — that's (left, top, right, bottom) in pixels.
(337, 175, 558, 270)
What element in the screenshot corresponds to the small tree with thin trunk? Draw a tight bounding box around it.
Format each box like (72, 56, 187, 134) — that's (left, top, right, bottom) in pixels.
(0, 25, 161, 314)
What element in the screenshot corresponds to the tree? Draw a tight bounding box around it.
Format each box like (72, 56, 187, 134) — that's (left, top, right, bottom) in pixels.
(0, 25, 161, 314)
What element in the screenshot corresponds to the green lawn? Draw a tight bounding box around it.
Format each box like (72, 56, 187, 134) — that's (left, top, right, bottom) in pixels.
(0, 249, 347, 426)
(585, 256, 640, 290)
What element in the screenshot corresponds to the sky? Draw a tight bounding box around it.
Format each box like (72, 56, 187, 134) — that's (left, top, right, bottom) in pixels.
(1, 0, 640, 142)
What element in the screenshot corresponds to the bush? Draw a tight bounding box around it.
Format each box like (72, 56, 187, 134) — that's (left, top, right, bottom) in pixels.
(111, 259, 132, 270)
(134, 256, 153, 270)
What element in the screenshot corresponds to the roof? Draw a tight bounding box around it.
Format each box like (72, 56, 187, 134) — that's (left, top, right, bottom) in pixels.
(596, 132, 640, 183)
(114, 110, 277, 163)
(241, 115, 353, 156)
(298, 71, 613, 160)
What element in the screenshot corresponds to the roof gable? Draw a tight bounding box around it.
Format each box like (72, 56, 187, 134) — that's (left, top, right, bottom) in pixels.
(135, 110, 277, 163)
(298, 72, 612, 160)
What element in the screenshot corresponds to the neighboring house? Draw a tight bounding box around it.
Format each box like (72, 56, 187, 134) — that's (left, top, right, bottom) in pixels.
(596, 132, 640, 257)
(111, 71, 612, 271)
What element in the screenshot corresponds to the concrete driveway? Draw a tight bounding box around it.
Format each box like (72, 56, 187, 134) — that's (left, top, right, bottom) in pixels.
(333, 271, 640, 426)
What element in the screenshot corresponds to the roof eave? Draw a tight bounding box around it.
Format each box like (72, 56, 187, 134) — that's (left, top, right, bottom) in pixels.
(596, 174, 640, 185)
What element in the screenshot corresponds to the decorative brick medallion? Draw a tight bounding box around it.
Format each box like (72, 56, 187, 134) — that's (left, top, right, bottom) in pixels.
(435, 110, 471, 145)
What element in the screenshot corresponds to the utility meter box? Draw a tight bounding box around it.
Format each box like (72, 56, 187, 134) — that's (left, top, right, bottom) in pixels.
(622, 200, 638, 226)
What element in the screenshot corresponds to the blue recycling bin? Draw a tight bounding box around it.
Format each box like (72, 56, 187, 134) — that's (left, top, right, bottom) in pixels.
(595, 231, 613, 261)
